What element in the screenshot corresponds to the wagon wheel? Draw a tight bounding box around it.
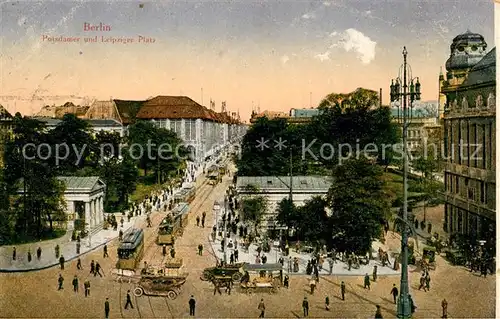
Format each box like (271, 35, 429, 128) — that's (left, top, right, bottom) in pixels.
(133, 287, 144, 297)
(175, 287, 182, 294)
(231, 272, 242, 281)
(167, 290, 178, 300)
(246, 288, 254, 295)
(201, 271, 212, 281)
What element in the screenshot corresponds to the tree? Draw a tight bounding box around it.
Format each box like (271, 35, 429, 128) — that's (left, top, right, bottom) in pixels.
(276, 197, 300, 233)
(240, 196, 268, 235)
(326, 158, 390, 254)
(297, 196, 330, 244)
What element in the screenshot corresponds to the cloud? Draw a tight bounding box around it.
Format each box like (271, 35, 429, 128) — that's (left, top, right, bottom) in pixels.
(330, 28, 376, 64)
(301, 12, 316, 19)
(314, 51, 330, 62)
(329, 31, 338, 37)
(281, 55, 290, 64)
(323, 1, 331, 6)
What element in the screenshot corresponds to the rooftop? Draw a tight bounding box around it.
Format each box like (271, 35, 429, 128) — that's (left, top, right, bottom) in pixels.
(236, 176, 332, 191)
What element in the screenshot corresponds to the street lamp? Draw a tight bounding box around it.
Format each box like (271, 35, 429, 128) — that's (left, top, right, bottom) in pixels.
(389, 46, 421, 319)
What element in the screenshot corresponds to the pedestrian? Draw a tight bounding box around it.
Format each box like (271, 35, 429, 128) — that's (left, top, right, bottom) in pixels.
(27, 249, 32, 262)
(230, 253, 234, 264)
(95, 262, 103, 277)
(120, 216, 124, 227)
(325, 296, 330, 311)
(77, 258, 82, 270)
(390, 284, 399, 304)
(12, 247, 16, 260)
(103, 245, 109, 258)
(441, 299, 448, 318)
(258, 298, 265, 318)
(284, 275, 289, 288)
(373, 265, 378, 282)
(55, 244, 60, 258)
(340, 281, 346, 300)
(124, 290, 134, 309)
(364, 273, 370, 290)
(58, 274, 64, 290)
(90, 260, 95, 275)
(104, 298, 110, 318)
(213, 279, 222, 295)
(119, 229, 123, 241)
(196, 216, 200, 227)
(162, 245, 167, 257)
(347, 256, 352, 271)
(309, 277, 316, 294)
(72, 275, 79, 292)
(202, 211, 206, 227)
(84, 280, 90, 297)
(170, 248, 176, 258)
(234, 249, 239, 262)
(328, 258, 333, 274)
(59, 255, 65, 270)
(375, 305, 383, 318)
(425, 273, 431, 291)
(189, 295, 196, 316)
(198, 244, 203, 256)
(76, 241, 81, 254)
(302, 297, 309, 317)
(36, 247, 42, 260)
(418, 274, 426, 291)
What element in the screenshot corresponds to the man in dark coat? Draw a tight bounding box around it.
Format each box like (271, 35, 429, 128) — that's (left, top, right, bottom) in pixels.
(90, 260, 95, 274)
(104, 298, 110, 318)
(390, 284, 399, 304)
(189, 295, 196, 316)
(340, 281, 346, 300)
(124, 290, 134, 309)
(36, 247, 42, 260)
(84, 280, 90, 297)
(59, 255, 65, 270)
(58, 274, 64, 290)
(72, 275, 79, 292)
(302, 297, 309, 317)
(103, 245, 109, 258)
(375, 305, 383, 318)
(201, 212, 206, 227)
(364, 273, 370, 290)
(12, 247, 16, 260)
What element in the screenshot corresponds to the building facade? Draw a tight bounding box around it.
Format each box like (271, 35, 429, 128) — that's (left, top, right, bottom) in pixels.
(236, 176, 331, 232)
(441, 31, 496, 243)
(135, 96, 246, 164)
(32, 117, 126, 137)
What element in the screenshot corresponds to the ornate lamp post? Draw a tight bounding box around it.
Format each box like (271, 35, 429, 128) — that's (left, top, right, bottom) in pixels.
(389, 46, 421, 319)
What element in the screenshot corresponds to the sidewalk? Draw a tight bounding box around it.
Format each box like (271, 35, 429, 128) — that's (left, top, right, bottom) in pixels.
(0, 185, 187, 273)
(207, 205, 400, 277)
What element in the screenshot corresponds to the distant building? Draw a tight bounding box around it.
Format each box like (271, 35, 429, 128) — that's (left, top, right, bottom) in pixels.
(36, 102, 90, 119)
(441, 30, 496, 243)
(250, 108, 322, 124)
(236, 175, 331, 235)
(250, 110, 289, 123)
(32, 117, 126, 137)
(135, 96, 246, 164)
(390, 106, 441, 153)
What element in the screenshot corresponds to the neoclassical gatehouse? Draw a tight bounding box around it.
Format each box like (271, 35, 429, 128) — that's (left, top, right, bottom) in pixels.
(18, 176, 106, 232)
(440, 30, 496, 243)
(135, 96, 246, 163)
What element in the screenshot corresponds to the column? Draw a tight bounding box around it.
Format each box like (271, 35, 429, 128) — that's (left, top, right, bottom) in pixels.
(93, 200, 97, 226)
(85, 201, 91, 228)
(100, 197, 104, 223)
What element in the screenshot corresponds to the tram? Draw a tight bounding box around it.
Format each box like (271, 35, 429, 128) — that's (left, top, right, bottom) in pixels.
(157, 202, 190, 245)
(117, 228, 145, 270)
(174, 185, 196, 204)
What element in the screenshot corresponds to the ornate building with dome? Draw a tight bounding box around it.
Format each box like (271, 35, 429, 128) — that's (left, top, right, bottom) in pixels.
(440, 31, 496, 245)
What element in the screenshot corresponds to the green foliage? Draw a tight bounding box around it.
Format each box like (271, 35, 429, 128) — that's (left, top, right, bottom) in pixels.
(326, 158, 390, 254)
(237, 89, 400, 175)
(241, 196, 268, 227)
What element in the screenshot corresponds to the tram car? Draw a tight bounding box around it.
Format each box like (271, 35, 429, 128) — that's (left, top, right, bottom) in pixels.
(116, 228, 144, 270)
(157, 202, 190, 245)
(174, 185, 196, 204)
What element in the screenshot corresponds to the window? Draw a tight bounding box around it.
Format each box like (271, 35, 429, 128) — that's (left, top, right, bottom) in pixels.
(468, 187, 475, 201)
(480, 182, 486, 204)
(455, 176, 459, 194)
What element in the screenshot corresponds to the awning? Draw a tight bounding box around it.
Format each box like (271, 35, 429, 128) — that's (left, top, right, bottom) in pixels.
(243, 263, 283, 272)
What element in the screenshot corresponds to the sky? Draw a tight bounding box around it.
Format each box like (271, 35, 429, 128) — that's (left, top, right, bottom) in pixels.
(0, 0, 495, 122)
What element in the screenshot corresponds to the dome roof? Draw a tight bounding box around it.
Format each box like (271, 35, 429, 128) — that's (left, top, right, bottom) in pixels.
(445, 30, 487, 71)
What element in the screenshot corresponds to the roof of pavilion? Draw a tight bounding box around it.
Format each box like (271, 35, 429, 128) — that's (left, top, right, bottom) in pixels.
(236, 176, 332, 191)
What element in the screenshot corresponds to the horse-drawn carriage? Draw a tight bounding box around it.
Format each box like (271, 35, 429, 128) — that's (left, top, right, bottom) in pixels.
(201, 262, 246, 282)
(239, 263, 282, 295)
(418, 246, 437, 271)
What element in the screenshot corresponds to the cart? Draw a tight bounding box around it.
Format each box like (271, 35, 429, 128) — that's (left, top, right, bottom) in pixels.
(238, 263, 283, 295)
